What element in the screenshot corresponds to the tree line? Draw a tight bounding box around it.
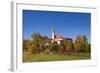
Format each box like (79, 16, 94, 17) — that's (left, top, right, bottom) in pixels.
(23, 33, 91, 55)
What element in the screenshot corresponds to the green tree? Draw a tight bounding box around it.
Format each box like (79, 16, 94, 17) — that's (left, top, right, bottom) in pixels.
(50, 42, 59, 54)
(23, 39, 32, 55)
(74, 35, 90, 52)
(84, 43, 91, 52)
(58, 43, 65, 54)
(64, 40, 73, 50)
(31, 32, 51, 54)
(31, 33, 43, 54)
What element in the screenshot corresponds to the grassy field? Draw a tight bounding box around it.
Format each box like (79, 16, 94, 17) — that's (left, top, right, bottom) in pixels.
(23, 53, 91, 62)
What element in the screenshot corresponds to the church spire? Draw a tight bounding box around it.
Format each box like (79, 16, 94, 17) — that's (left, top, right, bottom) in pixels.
(52, 28, 55, 40)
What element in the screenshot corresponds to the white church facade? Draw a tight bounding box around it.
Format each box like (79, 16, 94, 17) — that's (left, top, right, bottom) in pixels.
(51, 29, 64, 44)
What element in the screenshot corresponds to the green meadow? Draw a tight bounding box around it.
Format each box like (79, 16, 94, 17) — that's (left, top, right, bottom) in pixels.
(23, 53, 90, 62)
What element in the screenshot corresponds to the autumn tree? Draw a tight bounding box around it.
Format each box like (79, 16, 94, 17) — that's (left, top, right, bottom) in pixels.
(74, 35, 90, 52)
(50, 42, 59, 54)
(64, 39, 73, 50)
(23, 39, 32, 55)
(31, 32, 52, 54)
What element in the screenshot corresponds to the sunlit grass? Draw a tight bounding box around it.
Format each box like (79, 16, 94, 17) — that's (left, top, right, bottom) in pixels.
(23, 53, 91, 62)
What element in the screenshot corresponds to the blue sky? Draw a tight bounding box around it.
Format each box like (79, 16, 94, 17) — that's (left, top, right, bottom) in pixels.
(23, 10, 91, 43)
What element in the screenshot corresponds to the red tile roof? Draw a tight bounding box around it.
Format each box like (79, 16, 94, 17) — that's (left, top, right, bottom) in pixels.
(55, 35, 63, 41)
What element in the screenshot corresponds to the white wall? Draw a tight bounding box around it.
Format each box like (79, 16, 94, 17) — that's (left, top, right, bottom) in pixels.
(0, 0, 100, 73)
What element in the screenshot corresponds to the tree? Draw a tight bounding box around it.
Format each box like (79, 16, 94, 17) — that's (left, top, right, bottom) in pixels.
(58, 43, 65, 54)
(31, 33, 43, 54)
(74, 35, 90, 52)
(84, 43, 91, 52)
(23, 39, 32, 55)
(50, 42, 59, 54)
(31, 33, 43, 45)
(64, 40, 73, 50)
(31, 32, 51, 54)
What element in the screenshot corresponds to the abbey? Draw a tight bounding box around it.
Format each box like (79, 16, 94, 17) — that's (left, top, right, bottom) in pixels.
(51, 29, 72, 44)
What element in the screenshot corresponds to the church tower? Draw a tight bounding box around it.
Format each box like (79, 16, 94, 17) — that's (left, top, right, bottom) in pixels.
(52, 28, 55, 40)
